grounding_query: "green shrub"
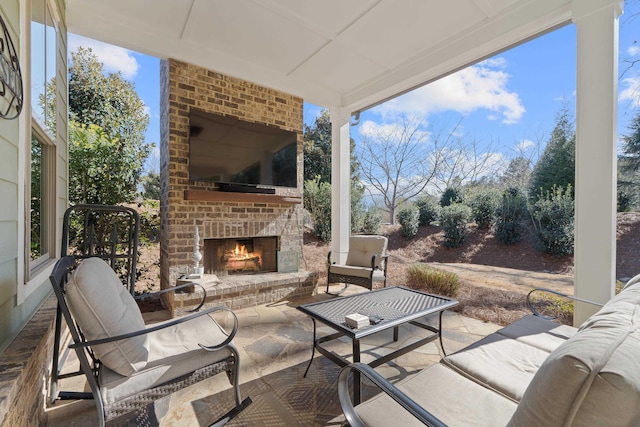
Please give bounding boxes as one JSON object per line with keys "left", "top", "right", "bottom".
{"left": 303, "top": 177, "right": 332, "bottom": 241}
{"left": 397, "top": 205, "right": 420, "bottom": 239}
{"left": 494, "top": 187, "right": 528, "bottom": 245}
{"left": 468, "top": 189, "right": 500, "bottom": 229}
{"left": 532, "top": 185, "right": 574, "bottom": 255}
{"left": 138, "top": 200, "right": 160, "bottom": 244}
{"left": 405, "top": 264, "right": 460, "bottom": 297}
{"left": 361, "top": 207, "right": 384, "bottom": 235}
{"left": 440, "top": 187, "right": 462, "bottom": 207}
{"left": 415, "top": 195, "right": 441, "bottom": 226}
{"left": 440, "top": 203, "right": 471, "bottom": 247}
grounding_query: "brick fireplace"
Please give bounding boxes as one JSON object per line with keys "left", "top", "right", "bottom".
{"left": 159, "top": 59, "right": 316, "bottom": 313}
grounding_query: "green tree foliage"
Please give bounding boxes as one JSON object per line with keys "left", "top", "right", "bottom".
{"left": 415, "top": 195, "right": 441, "bottom": 226}
{"left": 361, "top": 207, "right": 384, "bottom": 235}
{"left": 70, "top": 47, "right": 149, "bottom": 146}
{"left": 397, "top": 205, "right": 420, "bottom": 239}
{"left": 303, "top": 109, "right": 332, "bottom": 183}
{"left": 467, "top": 188, "right": 500, "bottom": 229}
{"left": 303, "top": 177, "right": 332, "bottom": 241}
{"left": 500, "top": 156, "right": 532, "bottom": 189}
{"left": 69, "top": 122, "right": 146, "bottom": 205}
{"left": 619, "top": 110, "right": 640, "bottom": 210}
{"left": 141, "top": 171, "right": 161, "bottom": 200}
{"left": 67, "top": 47, "right": 151, "bottom": 204}
{"left": 529, "top": 106, "right": 575, "bottom": 200}
{"left": 494, "top": 187, "right": 528, "bottom": 245}
{"left": 440, "top": 203, "right": 472, "bottom": 247}
{"left": 532, "top": 185, "right": 575, "bottom": 256}
{"left": 440, "top": 187, "right": 462, "bottom": 207}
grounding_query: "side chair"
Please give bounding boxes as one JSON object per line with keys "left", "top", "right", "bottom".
{"left": 50, "top": 256, "right": 251, "bottom": 426}
{"left": 327, "top": 235, "right": 389, "bottom": 295}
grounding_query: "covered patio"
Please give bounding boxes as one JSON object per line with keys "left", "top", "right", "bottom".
{"left": 66, "top": 0, "right": 622, "bottom": 322}
{"left": 0, "top": 0, "right": 626, "bottom": 425}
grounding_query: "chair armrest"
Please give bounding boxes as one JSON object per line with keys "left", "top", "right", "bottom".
{"left": 135, "top": 281, "right": 207, "bottom": 312}
{"left": 370, "top": 253, "right": 388, "bottom": 270}
{"left": 526, "top": 287, "right": 603, "bottom": 320}
{"left": 338, "top": 363, "right": 447, "bottom": 427}
{"left": 69, "top": 306, "right": 238, "bottom": 350}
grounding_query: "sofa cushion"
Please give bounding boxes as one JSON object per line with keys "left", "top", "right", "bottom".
{"left": 507, "top": 285, "right": 640, "bottom": 427}
{"left": 345, "top": 236, "right": 387, "bottom": 268}
{"left": 355, "top": 363, "right": 517, "bottom": 427}
{"left": 497, "top": 314, "right": 577, "bottom": 353}
{"left": 443, "top": 332, "right": 550, "bottom": 401}
{"left": 66, "top": 257, "right": 148, "bottom": 376}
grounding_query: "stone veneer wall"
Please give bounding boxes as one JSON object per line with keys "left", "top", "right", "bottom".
{"left": 0, "top": 295, "right": 57, "bottom": 426}
{"left": 159, "top": 59, "right": 304, "bottom": 294}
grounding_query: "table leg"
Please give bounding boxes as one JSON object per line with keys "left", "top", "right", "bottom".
{"left": 438, "top": 310, "right": 448, "bottom": 356}
{"left": 353, "top": 339, "right": 361, "bottom": 404}
{"left": 303, "top": 319, "right": 317, "bottom": 378}
{"left": 393, "top": 325, "right": 399, "bottom": 342}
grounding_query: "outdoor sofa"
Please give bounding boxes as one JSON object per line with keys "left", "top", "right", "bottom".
{"left": 338, "top": 276, "right": 640, "bottom": 426}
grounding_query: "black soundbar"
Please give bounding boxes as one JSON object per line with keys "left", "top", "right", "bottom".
{"left": 217, "top": 182, "right": 276, "bottom": 194}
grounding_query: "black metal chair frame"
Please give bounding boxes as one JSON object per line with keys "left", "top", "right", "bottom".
{"left": 49, "top": 204, "right": 251, "bottom": 426}
{"left": 326, "top": 250, "right": 389, "bottom": 295}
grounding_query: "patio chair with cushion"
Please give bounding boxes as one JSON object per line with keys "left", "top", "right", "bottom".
{"left": 327, "top": 235, "right": 389, "bottom": 295}
{"left": 50, "top": 256, "right": 251, "bottom": 426}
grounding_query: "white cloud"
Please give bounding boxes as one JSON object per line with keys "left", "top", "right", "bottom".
{"left": 516, "top": 139, "right": 535, "bottom": 152}
{"left": 627, "top": 46, "right": 640, "bottom": 57}
{"left": 620, "top": 76, "right": 640, "bottom": 108}
{"left": 69, "top": 34, "right": 139, "bottom": 79}
{"left": 358, "top": 120, "right": 431, "bottom": 143}
{"left": 372, "top": 57, "right": 525, "bottom": 124}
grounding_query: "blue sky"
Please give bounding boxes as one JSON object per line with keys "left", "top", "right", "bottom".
{"left": 68, "top": 2, "right": 640, "bottom": 177}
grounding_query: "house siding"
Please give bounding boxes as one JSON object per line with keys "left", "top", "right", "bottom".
{"left": 0, "top": 0, "right": 68, "bottom": 424}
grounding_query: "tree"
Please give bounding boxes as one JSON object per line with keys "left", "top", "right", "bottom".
{"left": 69, "top": 122, "right": 147, "bottom": 205}
{"left": 619, "top": 110, "right": 640, "bottom": 209}
{"left": 357, "top": 115, "right": 447, "bottom": 224}
{"left": 303, "top": 109, "right": 332, "bottom": 183}
{"left": 529, "top": 105, "right": 575, "bottom": 200}
{"left": 500, "top": 156, "right": 532, "bottom": 189}
{"left": 65, "top": 47, "right": 151, "bottom": 204}
{"left": 141, "top": 171, "right": 161, "bottom": 200}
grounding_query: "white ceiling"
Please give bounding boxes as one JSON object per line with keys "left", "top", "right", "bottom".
{"left": 66, "top": 0, "right": 573, "bottom": 113}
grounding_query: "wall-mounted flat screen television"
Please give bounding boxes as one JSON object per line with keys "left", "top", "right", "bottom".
{"left": 188, "top": 109, "right": 298, "bottom": 188}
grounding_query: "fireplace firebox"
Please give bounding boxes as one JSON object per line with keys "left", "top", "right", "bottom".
{"left": 204, "top": 237, "right": 278, "bottom": 275}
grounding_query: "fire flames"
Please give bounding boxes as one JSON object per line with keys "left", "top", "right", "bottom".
{"left": 224, "top": 243, "right": 261, "bottom": 271}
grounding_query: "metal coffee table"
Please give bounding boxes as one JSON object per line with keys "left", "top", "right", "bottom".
{"left": 297, "top": 286, "right": 458, "bottom": 404}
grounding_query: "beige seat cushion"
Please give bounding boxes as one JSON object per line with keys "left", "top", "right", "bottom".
{"left": 355, "top": 363, "right": 517, "bottom": 427}
{"left": 100, "top": 313, "right": 233, "bottom": 405}
{"left": 329, "top": 264, "right": 372, "bottom": 279}
{"left": 443, "top": 333, "right": 550, "bottom": 402}
{"left": 497, "top": 314, "right": 577, "bottom": 353}
{"left": 345, "top": 235, "right": 387, "bottom": 268}
{"left": 66, "top": 257, "right": 148, "bottom": 376}
{"left": 508, "top": 284, "right": 640, "bottom": 426}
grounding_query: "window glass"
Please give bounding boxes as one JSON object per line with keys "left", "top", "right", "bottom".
{"left": 30, "top": 134, "right": 49, "bottom": 262}
{"left": 31, "top": 0, "right": 56, "bottom": 136}
{"left": 29, "top": 0, "right": 57, "bottom": 272}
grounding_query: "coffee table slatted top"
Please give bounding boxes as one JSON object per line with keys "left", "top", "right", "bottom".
{"left": 298, "top": 286, "right": 458, "bottom": 339}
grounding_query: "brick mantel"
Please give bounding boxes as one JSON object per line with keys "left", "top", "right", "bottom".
{"left": 159, "top": 59, "right": 304, "bottom": 298}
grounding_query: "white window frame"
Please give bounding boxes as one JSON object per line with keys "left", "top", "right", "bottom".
{"left": 17, "top": 0, "right": 60, "bottom": 303}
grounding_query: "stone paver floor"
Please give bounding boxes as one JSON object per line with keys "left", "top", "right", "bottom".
{"left": 45, "top": 285, "right": 500, "bottom": 426}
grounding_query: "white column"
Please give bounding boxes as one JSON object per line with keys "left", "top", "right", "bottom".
{"left": 330, "top": 108, "right": 352, "bottom": 264}
{"left": 572, "top": 0, "right": 623, "bottom": 325}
